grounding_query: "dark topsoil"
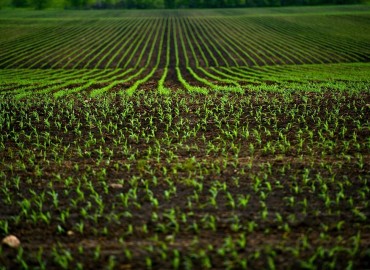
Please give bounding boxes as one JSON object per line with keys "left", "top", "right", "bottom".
{"left": 0, "top": 90, "right": 369, "bottom": 269}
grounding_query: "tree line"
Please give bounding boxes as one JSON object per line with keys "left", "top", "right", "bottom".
{"left": 1, "top": 0, "right": 366, "bottom": 10}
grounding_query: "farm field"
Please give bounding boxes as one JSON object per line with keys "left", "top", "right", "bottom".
{"left": 1, "top": 5, "right": 370, "bottom": 270}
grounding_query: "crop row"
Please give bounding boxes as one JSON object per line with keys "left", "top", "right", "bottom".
{"left": 1, "top": 9, "right": 369, "bottom": 95}
{"left": 1, "top": 10, "right": 369, "bottom": 97}
{"left": 0, "top": 62, "right": 369, "bottom": 98}
{"left": 1, "top": 14, "right": 369, "bottom": 70}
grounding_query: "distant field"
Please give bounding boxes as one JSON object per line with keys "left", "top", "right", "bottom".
{"left": 0, "top": 6, "right": 370, "bottom": 270}
{"left": 0, "top": 5, "right": 370, "bottom": 96}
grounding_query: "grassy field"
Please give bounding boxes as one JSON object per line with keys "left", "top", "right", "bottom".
{"left": 0, "top": 5, "right": 370, "bottom": 270}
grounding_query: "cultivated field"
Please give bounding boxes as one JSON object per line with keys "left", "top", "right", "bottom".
{"left": 1, "top": 6, "right": 370, "bottom": 96}
{"left": 0, "top": 5, "right": 370, "bottom": 270}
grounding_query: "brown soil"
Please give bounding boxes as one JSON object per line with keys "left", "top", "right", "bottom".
{"left": 0, "top": 91, "right": 369, "bottom": 269}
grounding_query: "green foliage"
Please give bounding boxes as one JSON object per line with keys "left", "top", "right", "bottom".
{"left": 164, "top": 0, "right": 175, "bottom": 8}
{"left": 1, "top": 0, "right": 367, "bottom": 8}
{"left": 64, "top": 0, "right": 94, "bottom": 8}
{"left": 0, "top": 0, "right": 11, "bottom": 8}
{"left": 30, "top": 0, "right": 50, "bottom": 9}
{"left": 11, "top": 0, "right": 28, "bottom": 7}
